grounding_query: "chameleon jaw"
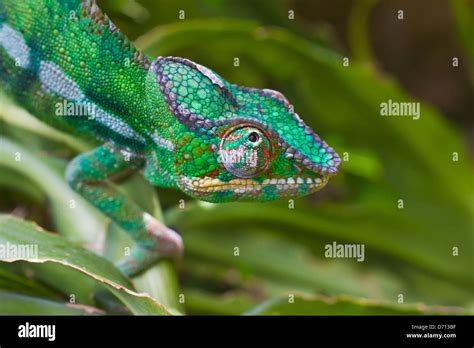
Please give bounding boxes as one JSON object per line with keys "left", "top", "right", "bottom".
{"left": 177, "top": 175, "right": 329, "bottom": 200}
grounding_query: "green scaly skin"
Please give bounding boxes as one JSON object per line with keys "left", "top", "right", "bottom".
{"left": 0, "top": 0, "right": 341, "bottom": 276}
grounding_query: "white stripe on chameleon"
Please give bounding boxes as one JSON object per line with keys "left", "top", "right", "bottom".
{"left": 39, "top": 61, "right": 85, "bottom": 101}
{"left": 0, "top": 23, "right": 31, "bottom": 68}
{"left": 151, "top": 131, "right": 174, "bottom": 151}
{"left": 91, "top": 107, "right": 145, "bottom": 142}
{"left": 38, "top": 61, "right": 145, "bottom": 143}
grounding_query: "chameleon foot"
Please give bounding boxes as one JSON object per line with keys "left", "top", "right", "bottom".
{"left": 116, "top": 214, "right": 183, "bottom": 277}
{"left": 142, "top": 213, "right": 183, "bottom": 257}
{"left": 116, "top": 246, "right": 162, "bottom": 277}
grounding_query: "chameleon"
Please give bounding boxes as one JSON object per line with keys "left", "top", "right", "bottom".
{"left": 0, "top": 0, "right": 341, "bottom": 276}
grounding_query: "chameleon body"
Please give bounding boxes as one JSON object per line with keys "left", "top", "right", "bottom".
{"left": 0, "top": 0, "right": 341, "bottom": 275}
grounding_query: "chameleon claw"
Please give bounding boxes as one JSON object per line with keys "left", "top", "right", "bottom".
{"left": 143, "top": 213, "right": 183, "bottom": 257}
{"left": 116, "top": 215, "right": 183, "bottom": 277}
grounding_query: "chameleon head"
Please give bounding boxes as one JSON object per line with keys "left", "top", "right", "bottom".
{"left": 150, "top": 56, "right": 341, "bottom": 202}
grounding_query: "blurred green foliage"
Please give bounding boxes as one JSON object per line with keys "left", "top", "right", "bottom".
{"left": 0, "top": 0, "right": 472, "bottom": 315}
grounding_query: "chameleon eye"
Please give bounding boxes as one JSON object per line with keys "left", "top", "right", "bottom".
{"left": 219, "top": 126, "right": 272, "bottom": 178}
{"left": 247, "top": 132, "right": 260, "bottom": 143}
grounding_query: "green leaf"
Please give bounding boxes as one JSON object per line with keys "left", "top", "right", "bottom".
{"left": 0, "top": 167, "right": 45, "bottom": 204}
{"left": 0, "top": 290, "right": 103, "bottom": 315}
{"left": 183, "top": 288, "right": 258, "bottom": 315}
{"left": 0, "top": 265, "right": 61, "bottom": 300}
{"left": 246, "top": 293, "right": 469, "bottom": 315}
{"left": 347, "top": 0, "right": 379, "bottom": 64}
{"left": 8, "top": 261, "right": 98, "bottom": 306}
{"left": 0, "top": 215, "right": 172, "bottom": 315}
{"left": 0, "top": 137, "right": 106, "bottom": 249}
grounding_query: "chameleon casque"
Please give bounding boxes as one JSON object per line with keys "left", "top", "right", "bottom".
{"left": 0, "top": 0, "right": 341, "bottom": 275}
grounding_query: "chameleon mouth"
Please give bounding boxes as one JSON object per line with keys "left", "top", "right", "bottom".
{"left": 178, "top": 175, "right": 328, "bottom": 196}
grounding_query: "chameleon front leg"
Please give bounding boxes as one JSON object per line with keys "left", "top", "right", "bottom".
{"left": 65, "top": 143, "right": 183, "bottom": 276}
